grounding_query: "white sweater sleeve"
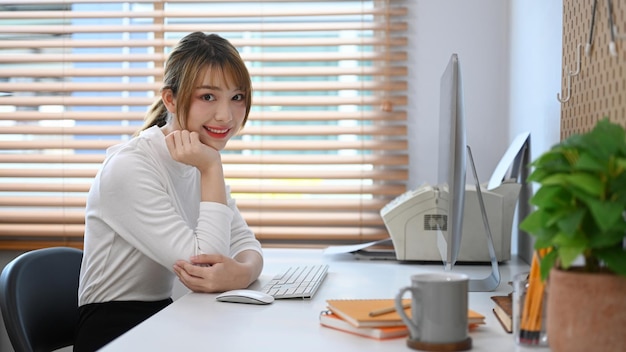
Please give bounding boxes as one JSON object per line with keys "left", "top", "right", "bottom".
{"left": 226, "top": 195, "right": 263, "bottom": 258}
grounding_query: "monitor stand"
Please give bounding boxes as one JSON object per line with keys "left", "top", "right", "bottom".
{"left": 466, "top": 145, "right": 501, "bottom": 292}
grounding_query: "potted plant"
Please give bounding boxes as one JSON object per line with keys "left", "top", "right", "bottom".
{"left": 519, "top": 118, "right": 626, "bottom": 352}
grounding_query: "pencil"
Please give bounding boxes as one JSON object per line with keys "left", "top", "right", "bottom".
{"left": 519, "top": 249, "right": 548, "bottom": 344}
{"left": 369, "top": 302, "right": 410, "bottom": 317}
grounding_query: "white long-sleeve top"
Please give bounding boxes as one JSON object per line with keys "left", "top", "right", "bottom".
{"left": 78, "top": 126, "right": 262, "bottom": 306}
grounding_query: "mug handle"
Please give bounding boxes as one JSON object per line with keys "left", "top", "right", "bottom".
{"left": 395, "top": 286, "right": 420, "bottom": 340}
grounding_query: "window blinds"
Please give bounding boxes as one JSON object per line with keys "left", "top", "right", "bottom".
{"left": 0, "top": 0, "right": 408, "bottom": 250}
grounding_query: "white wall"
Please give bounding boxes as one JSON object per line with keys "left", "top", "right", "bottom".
{"left": 408, "top": 0, "right": 511, "bottom": 188}
{"left": 508, "top": 1, "right": 563, "bottom": 157}
{"left": 508, "top": 0, "right": 563, "bottom": 258}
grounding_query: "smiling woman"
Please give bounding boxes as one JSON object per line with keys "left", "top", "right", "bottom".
{"left": 73, "top": 32, "right": 266, "bottom": 351}
{"left": 0, "top": 0, "right": 409, "bottom": 250}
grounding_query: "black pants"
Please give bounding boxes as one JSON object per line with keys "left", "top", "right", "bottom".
{"left": 74, "top": 298, "right": 173, "bottom": 352}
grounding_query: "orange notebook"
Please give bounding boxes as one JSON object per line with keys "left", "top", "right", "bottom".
{"left": 326, "top": 299, "right": 485, "bottom": 328}
{"left": 319, "top": 312, "right": 409, "bottom": 340}
{"left": 326, "top": 299, "right": 411, "bottom": 328}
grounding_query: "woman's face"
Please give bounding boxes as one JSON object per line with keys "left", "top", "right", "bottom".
{"left": 167, "top": 68, "right": 247, "bottom": 151}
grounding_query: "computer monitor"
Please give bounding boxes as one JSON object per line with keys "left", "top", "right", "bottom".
{"left": 437, "top": 53, "right": 466, "bottom": 270}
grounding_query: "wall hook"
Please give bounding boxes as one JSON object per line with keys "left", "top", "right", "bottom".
{"left": 607, "top": 0, "right": 618, "bottom": 56}
{"left": 557, "top": 66, "right": 572, "bottom": 103}
{"left": 569, "top": 44, "right": 583, "bottom": 76}
{"left": 610, "top": 0, "right": 626, "bottom": 40}
{"left": 612, "top": 24, "right": 626, "bottom": 39}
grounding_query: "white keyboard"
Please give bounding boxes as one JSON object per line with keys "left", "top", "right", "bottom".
{"left": 260, "top": 264, "right": 329, "bottom": 299}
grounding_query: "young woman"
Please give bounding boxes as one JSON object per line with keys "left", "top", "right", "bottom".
{"left": 75, "top": 32, "right": 263, "bottom": 351}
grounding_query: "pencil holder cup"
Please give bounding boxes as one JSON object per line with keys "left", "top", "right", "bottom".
{"left": 513, "top": 272, "right": 548, "bottom": 347}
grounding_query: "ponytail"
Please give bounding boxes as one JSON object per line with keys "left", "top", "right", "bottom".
{"left": 134, "top": 98, "right": 169, "bottom": 137}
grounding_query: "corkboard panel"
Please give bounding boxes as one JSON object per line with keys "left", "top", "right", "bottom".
{"left": 561, "top": 0, "right": 626, "bottom": 139}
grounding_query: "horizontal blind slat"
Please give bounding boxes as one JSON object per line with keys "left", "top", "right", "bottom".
{"left": 0, "top": 7, "right": 407, "bottom": 19}
{"left": 0, "top": 168, "right": 408, "bottom": 180}
{"left": 0, "top": 51, "right": 407, "bottom": 63}
{"left": 0, "top": 197, "right": 391, "bottom": 210}
{"left": 3, "top": 111, "right": 407, "bottom": 122}
{"left": 0, "top": 81, "right": 407, "bottom": 92}
{"left": 0, "top": 96, "right": 407, "bottom": 106}
{"left": 0, "top": 125, "right": 407, "bottom": 136}
{"left": 0, "top": 183, "right": 406, "bottom": 195}
{"left": 0, "top": 67, "right": 408, "bottom": 78}
{"left": 1, "top": 37, "right": 408, "bottom": 48}
{"left": 0, "top": 154, "right": 409, "bottom": 165}
{"left": 0, "top": 139, "right": 408, "bottom": 151}
{"left": 2, "top": 22, "right": 408, "bottom": 34}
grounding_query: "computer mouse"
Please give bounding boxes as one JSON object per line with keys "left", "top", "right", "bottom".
{"left": 215, "top": 289, "right": 275, "bottom": 305}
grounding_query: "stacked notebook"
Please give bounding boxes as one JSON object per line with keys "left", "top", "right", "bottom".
{"left": 319, "top": 298, "right": 485, "bottom": 340}
{"left": 491, "top": 293, "right": 513, "bottom": 333}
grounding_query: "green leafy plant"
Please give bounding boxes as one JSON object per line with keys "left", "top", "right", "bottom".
{"left": 519, "top": 118, "right": 626, "bottom": 280}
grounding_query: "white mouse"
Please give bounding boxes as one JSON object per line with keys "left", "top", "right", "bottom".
{"left": 215, "top": 289, "right": 275, "bottom": 305}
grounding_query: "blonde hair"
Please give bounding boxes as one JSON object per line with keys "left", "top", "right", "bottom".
{"left": 136, "top": 32, "right": 252, "bottom": 135}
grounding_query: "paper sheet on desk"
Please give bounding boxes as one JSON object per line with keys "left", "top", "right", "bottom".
{"left": 323, "top": 238, "right": 393, "bottom": 255}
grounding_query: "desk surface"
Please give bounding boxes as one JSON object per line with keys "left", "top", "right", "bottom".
{"left": 101, "top": 248, "right": 550, "bottom": 352}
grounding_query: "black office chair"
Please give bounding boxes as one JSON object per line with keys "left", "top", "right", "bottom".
{"left": 0, "top": 247, "right": 83, "bottom": 352}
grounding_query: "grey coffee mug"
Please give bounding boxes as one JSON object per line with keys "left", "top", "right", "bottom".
{"left": 395, "top": 272, "right": 469, "bottom": 344}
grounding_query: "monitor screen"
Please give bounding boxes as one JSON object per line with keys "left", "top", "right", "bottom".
{"left": 437, "top": 53, "right": 467, "bottom": 270}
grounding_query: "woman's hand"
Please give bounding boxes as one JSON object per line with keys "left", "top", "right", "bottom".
{"left": 165, "top": 129, "right": 227, "bottom": 204}
{"left": 165, "top": 129, "right": 221, "bottom": 171}
{"left": 173, "top": 251, "right": 263, "bottom": 293}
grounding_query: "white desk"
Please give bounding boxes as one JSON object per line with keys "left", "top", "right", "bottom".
{"left": 101, "top": 248, "right": 550, "bottom": 351}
